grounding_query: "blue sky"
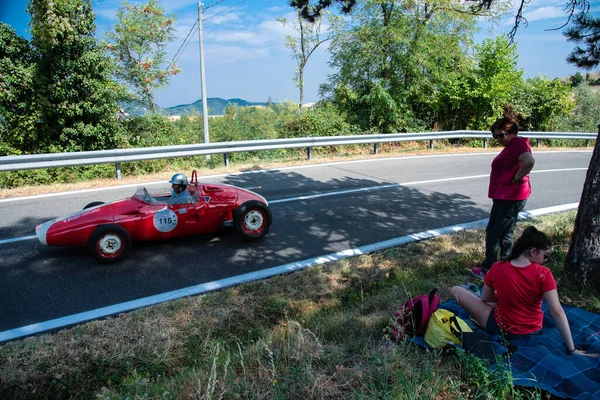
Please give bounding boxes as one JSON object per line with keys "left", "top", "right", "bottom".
{"left": 1, "top": 0, "right": 598, "bottom": 108}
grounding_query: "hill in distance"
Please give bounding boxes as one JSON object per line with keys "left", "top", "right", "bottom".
{"left": 120, "top": 97, "right": 269, "bottom": 117}
{"left": 166, "top": 98, "right": 268, "bottom": 116}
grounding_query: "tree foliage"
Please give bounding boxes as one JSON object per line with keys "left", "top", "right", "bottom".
{"left": 278, "top": 10, "right": 333, "bottom": 112}
{"left": 569, "top": 72, "right": 585, "bottom": 87}
{"left": 28, "top": 0, "right": 123, "bottom": 152}
{"left": 510, "top": 76, "right": 573, "bottom": 131}
{"left": 295, "top": 0, "right": 598, "bottom": 68}
{"left": 560, "top": 82, "right": 600, "bottom": 132}
{"left": 461, "top": 35, "right": 522, "bottom": 130}
{"left": 0, "top": 24, "right": 38, "bottom": 155}
{"left": 564, "top": 12, "right": 600, "bottom": 69}
{"left": 321, "top": 0, "right": 478, "bottom": 132}
{"left": 105, "top": 0, "right": 179, "bottom": 112}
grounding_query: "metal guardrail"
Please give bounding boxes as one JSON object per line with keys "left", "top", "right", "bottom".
{"left": 0, "top": 130, "right": 596, "bottom": 179}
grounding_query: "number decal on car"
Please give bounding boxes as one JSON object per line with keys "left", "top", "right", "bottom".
{"left": 153, "top": 209, "right": 178, "bottom": 232}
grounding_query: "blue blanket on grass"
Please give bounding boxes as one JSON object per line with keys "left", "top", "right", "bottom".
{"left": 412, "top": 300, "right": 600, "bottom": 399}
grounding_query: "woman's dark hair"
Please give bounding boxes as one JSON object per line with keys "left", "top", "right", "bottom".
{"left": 505, "top": 226, "right": 551, "bottom": 261}
{"left": 490, "top": 117, "right": 519, "bottom": 135}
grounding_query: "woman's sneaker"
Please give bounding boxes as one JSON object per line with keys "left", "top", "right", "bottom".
{"left": 461, "top": 282, "right": 481, "bottom": 298}
{"left": 471, "top": 267, "right": 485, "bottom": 280}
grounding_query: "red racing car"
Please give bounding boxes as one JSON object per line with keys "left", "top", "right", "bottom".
{"left": 35, "top": 171, "right": 272, "bottom": 263}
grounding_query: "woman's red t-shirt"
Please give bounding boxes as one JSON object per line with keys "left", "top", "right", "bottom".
{"left": 488, "top": 136, "right": 532, "bottom": 200}
{"left": 484, "top": 260, "right": 557, "bottom": 334}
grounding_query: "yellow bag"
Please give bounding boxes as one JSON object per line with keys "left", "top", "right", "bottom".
{"left": 424, "top": 309, "right": 472, "bottom": 348}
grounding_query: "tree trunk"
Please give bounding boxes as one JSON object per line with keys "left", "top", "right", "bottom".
{"left": 299, "top": 67, "right": 304, "bottom": 114}
{"left": 564, "top": 125, "right": 600, "bottom": 288}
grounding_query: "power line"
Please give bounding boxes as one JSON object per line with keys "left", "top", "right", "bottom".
{"left": 203, "top": 0, "right": 248, "bottom": 22}
{"left": 177, "top": 21, "right": 201, "bottom": 62}
{"left": 169, "top": 18, "right": 199, "bottom": 67}
{"left": 203, "top": 0, "right": 227, "bottom": 13}
{"left": 169, "top": 0, "right": 250, "bottom": 67}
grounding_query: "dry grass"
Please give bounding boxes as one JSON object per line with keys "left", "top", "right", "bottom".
{"left": 1, "top": 211, "right": 593, "bottom": 399}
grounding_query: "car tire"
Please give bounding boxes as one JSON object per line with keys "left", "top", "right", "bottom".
{"left": 83, "top": 201, "right": 104, "bottom": 209}
{"left": 88, "top": 224, "right": 131, "bottom": 263}
{"left": 233, "top": 201, "right": 272, "bottom": 241}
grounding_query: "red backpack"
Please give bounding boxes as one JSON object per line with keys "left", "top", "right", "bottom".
{"left": 391, "top": 289, "right": 440, "bottom": 342}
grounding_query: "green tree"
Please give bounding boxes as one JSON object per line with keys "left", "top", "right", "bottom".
{"left": 467, "top": 36, "right": 522, "bottom": 129}
{"left": 210, "top": 105, "right": 278, "bottom": 142}
{"left": 28, "top": 0, "right": 123, "bottom": 152}
{"left": 105, "top": 0, "right": 179, "bottom": 112}
{"left": 510, "top": 76, "right": 573, "bottom": 131}
{"left": 564, "top": 12, "right": 600, "bottom": 69}
{"left": 569, "top": 72, "right": 585, "bottom": 87}
{"left": 294, "top": 0, "right": 600, "bottom": 69}
{"left": 278, "top": 10, "right": 333, "bottom": 113}
{"left": 0, "top": 24, "right": 38, "bottom": 155}
{"left": 562, "top": 82, "right": 600, "bottom": 132}
{"left": 322, "top": 0, "right": 477, "bottom": 132}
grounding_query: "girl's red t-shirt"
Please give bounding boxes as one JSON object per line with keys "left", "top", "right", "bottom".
{"left": 488, "top": 136, "right": 532, "bottom": 200}
{"left": 484, "top": 260, "right": 557, "bottom": 334}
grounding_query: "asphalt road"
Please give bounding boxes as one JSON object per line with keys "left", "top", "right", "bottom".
{"left": 0, "top": 151, "right": 592, "bottom": 332}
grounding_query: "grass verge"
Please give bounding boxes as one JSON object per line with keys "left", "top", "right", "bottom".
{"left": 0, "top": 211, "right": 598, "bottom": 399}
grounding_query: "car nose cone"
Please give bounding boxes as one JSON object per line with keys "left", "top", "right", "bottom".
{"left": 35, "top": 221, "right": 53, "bottom": 245}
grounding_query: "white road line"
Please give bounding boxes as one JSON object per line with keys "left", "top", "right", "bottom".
{"left": 0, "top": 202, "right": 579, "bottom": 343}
{"left": 269, "top": 175, "right": 490, "bottom": 204}
{"left": 0, "top": 168, "right": 588, "bottom": 243}
{"left": 0, "top": 235, "right": 37, "bottom": 245}
{"left": 0, "top": 151, "right": 590, "bottom": 203}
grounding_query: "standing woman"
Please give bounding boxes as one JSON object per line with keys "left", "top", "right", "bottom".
{"left": 452, "top": 227, "right": 590, "bottom": 356}
{"left": 472, "top": 117, "right": 535, "bottom": 278}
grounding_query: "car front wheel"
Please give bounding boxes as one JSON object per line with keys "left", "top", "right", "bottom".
{"left": 88, "top": 224, "right": 131, "bottom": 263}
{"left": 234, "top": 201, "right": 272, "bottom": 241}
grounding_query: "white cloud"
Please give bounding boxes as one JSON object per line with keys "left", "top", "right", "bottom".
{"left": 523, "top": 6, "right": 566, "bottom": 22}
{"left": 205, "top": 12, "right": 241, "bottom": 25}
{"left": 202, "top": 6, "right": 244, "bottom": 25}
{"left": 501, "top": 5, "right": 566, "bottom": 26}
{"left": 266, "top": 6, "right": 288, "bottom": 13}
{"left": 259, "top": 18, "right": 296, "bottom": 38}
{"left": 520, "top": 0, "right": 564, "bottom": 8}
{"left": 94, "top": 7, "right": 116, "bottom": 20}
{"left": 212, "top": 30, "right": 265, "bottom": 45}
{"left": 205, "top": 45, "right": 269, "bottom": 64}
{"left": 515, "top": 33, "right": 566, "bottom": 42}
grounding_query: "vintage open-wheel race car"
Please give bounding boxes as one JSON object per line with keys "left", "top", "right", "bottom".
{"left": 35, "top": 170, "right": 273, "bottom": 263}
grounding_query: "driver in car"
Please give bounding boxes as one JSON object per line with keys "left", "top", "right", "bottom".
{"left": 169, "top": 173, "right": 195, "bottom": 204}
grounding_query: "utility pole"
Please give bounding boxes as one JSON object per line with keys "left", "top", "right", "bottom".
{"left": 198, "top": 2, "right": 210, "bottom": 150}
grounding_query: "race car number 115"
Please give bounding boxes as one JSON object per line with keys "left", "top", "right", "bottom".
{"left": 153, "top": 209, "right": 178, "bottom": 232}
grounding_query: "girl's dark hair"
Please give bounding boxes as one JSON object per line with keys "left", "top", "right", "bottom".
{"left": 505, "top": 226, "right": 551, "bottom": 261}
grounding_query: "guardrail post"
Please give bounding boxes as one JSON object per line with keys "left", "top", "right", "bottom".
{"left": 224, "top": 153, "right": 230, "bottom": 167}
{"left": 586, "top": 139, "right": 590, "bottom": 148}
{"left": 537, "top": 139, "right": 541, "bottom": 147}
{"left": 483, "top": 138, "right": 487, "bottom": 148}
{"left": 115, "top": 162, "right": 122, "bottom": 180}
{"left": 374, "top": 143, "right": 379, "bottom": 155}
{"left": 429, "top": 140, "right": 434, "bottom": 150}
{"left": 306, "top": 147, "right": 312, "bottom": 160}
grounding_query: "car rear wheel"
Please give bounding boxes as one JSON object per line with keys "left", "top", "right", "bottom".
{"left": 83, "top": 201, "right": 104, "bottom": 209}
{"left": 234, "top": 201, "right": 272, "bottom": 241}
{"left": 88, "top": 224, "right": 131, "bottom": 263}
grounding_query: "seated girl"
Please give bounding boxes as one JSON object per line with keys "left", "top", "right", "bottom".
{"left": 451, "top": 226, "right": 593, "bottom": 357}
